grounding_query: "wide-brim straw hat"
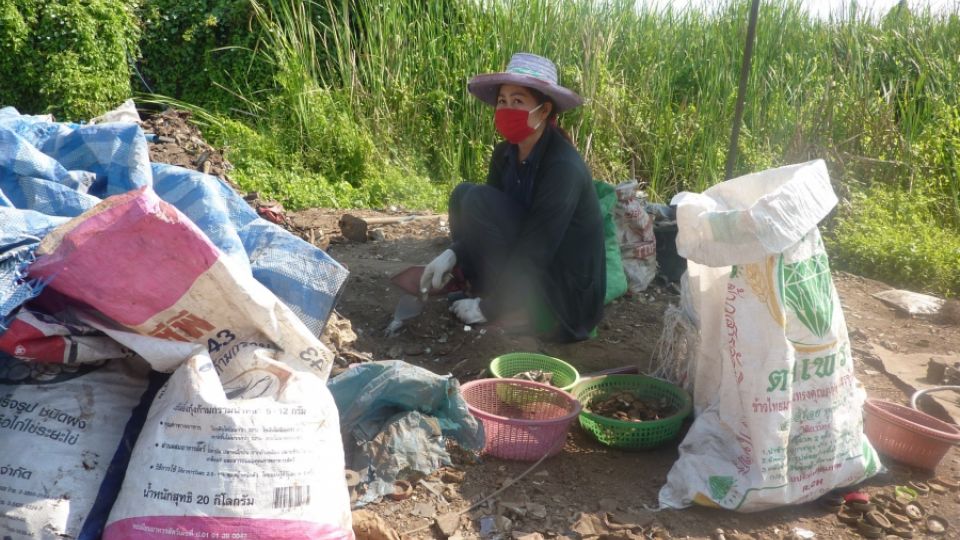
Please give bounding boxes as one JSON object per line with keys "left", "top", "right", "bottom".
{"left": 468, "top": 53, "right": 583, "bottom": 113}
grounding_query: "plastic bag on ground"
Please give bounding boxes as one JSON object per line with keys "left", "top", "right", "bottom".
{"left": 614, "top": 181, "right": 657, "bottom": 293}
{"left": 328, "top": 361, "right": 484, "bottom": 505}
{"left": 594, "top": 181, "right": 628, "bottom": 303}
{"left": 659, "top": 160, "right": 881, "bottom": 512}
{"left": 88, "top": 99, "right": 140, "bottom": 125}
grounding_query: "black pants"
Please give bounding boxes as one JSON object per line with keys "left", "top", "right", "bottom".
{"left": 448, "top": 183, "right": 525, "bottom": 302}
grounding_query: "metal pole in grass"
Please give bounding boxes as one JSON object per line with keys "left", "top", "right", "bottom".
{"left": 724, "top": 0, "right": 761, "bottom": 181}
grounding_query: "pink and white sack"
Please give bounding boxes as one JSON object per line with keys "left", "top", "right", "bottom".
{"left": 27, "top": 187, "right": 335, "bottom": 379}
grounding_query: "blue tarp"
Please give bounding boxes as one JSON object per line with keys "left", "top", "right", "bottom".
{"left": 0, "top": 106, "right": 348, "bottom": 335}
{"left": 328, "top": 361, "right": 484, "bottom": 505}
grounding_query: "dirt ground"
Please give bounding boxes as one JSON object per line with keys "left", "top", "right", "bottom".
{"left": 292, "top": 209, "right": 960, "bottom": 540}
{"left": 144, "top": 111, "right": 960, "bottom": 540}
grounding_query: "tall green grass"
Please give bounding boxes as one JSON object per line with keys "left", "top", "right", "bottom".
{"left": 282, "top": 0, "right": 959, "bottom": 199}
{"left": 166, "top": 0, "right": 959, "bottom": 293}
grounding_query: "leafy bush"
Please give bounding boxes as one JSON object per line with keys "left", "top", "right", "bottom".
{"left": 200, "top": 113, "right": 445, "bottom": 211}
{"left": 260, "top": 90, "right": 375, "bottom": 188}
{"left": 0, "top": 0, "right": 140, "bottom": 120}
{"left": 829, "top": 185, "right": 960, "bottom": 296}
{"left": 136, "top": 0, "right": 274, "bottom": 108}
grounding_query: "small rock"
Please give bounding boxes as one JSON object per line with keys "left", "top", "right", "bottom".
{"left": 647, "top": 526, "right": 672, "bottom": 539}
{"left": 369, "top": 229, "right": 386, "bottom": 241}
{"left": 468, "top": 509, "right": 488, "bottom": 521}
{"left": 608, "top": 509, "right": 655, "bottom": 528}
{"left": 387, "top": 344, "right": 404, "bottom": 359}
{"left": 511, "top": 533, "right": 545, "bottom": 540}
{"left": 412, "top": 501, "right": 435, "bottom": 518}
{"left": 598, "top": 497, "right": 620, "bottom": 513}
{"left": 533, "top": 470, "right": 550, "bottom": 477}
{"left": 352, "top": 509, "right": 400, "bottom": 540}
{"left": 526, "top": 502, "right": 547, "bottom": 520}
{"left": 441, "top": 469, "right": 465, "bottom": 484}
{"left": 571, "top": 513, "right": 607, "bottom": 537}
{"left": 435, "top": 512, "right": 461, "bottom": 537}
{"left": 479, "top": 514, "right": 514, "bottom": 537}
{"left": 500, "top": 501, "right": 526, "bottom": 518}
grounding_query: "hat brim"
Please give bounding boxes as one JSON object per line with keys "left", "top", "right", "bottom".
{"left": 467, "top": 73, "right": 583, "bottom": 113}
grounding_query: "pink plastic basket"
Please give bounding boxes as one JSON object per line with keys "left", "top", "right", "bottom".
{"left": 461, "top": 378, "right": 581, "bottom": 461}
{"left": 863, "top": 399, "right": 960, "bottom": 470}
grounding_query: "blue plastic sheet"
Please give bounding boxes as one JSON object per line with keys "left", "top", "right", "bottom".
{"left": 0, "top": 107, "right": 347, "bottom": 336}
{"left": 328, "top": 361, "right": 484, "bottom": 505}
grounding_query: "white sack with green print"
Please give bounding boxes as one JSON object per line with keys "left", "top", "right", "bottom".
{"left": 659, "top": 160, "right": 881, "bottom": 512}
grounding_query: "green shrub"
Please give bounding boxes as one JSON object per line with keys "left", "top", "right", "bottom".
{"left": 262, "top": 90, "right": 375, "bottom": 188}
{"left": 227, "top": 152, "right": 446, "bottom": 211}
{"left": 829, "top": 185, "right": 960, "bottom": 296}
{"left": 136, "top": 0, "right": 274, "bottom": 109}
{"left": 198, "top": 111, "right": 445, "bottom": 211}
{"left": 0, "top": 0, "right": 140, "bottom": 120}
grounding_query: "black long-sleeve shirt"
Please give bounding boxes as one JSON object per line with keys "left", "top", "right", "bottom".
{"left": 479, "top": 126, "right": 606, "bottom": 341}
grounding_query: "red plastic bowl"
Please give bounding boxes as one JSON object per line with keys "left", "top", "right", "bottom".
{"left": 863, "top": 399, "right": 960, "bottom": 470}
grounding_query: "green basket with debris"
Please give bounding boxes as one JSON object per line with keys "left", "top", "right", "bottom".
{"left": 489, "top": 352, "right": 580, "bottom": 392}
{"left": 571, "top": 374, "right": 692, "bottom": 450}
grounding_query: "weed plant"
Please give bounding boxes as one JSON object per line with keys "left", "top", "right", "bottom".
{"left": 141, "top": 0, "right": 959, "bottom": 293}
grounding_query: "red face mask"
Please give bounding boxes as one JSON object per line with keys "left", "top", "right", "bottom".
{"left": 494, "top": 104, "right": 543, "bottom": 144}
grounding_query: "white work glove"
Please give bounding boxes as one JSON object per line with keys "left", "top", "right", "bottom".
{"left": 420, "top": 248, "right": 457, "bottom": 294}
{"left": 450, "top": 298, "right": 487, "bottom": 324}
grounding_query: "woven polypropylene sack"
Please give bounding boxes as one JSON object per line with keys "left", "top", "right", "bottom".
{"left": 660, "top": 160, "right": 881, "bottom": 512}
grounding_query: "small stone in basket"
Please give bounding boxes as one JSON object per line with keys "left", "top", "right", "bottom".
{"left": 587, "top": 392, "right": 677, "bottom": 422}
{"left": 513, "top": 369, "right": 554, "bottom": 386}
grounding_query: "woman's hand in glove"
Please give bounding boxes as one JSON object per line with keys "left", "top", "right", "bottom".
{"left": 450, "top": 298, "right": 487, "bottom": 324}
{"left": 419, "top": 249, "right": 457, "bottom": 294}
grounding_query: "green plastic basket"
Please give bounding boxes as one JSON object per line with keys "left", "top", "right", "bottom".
{"left": 571, "top": 374, "right": 692, "bottom": 450}
{"left": 489, "top": 353, "right": 580, "bottom": 392}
